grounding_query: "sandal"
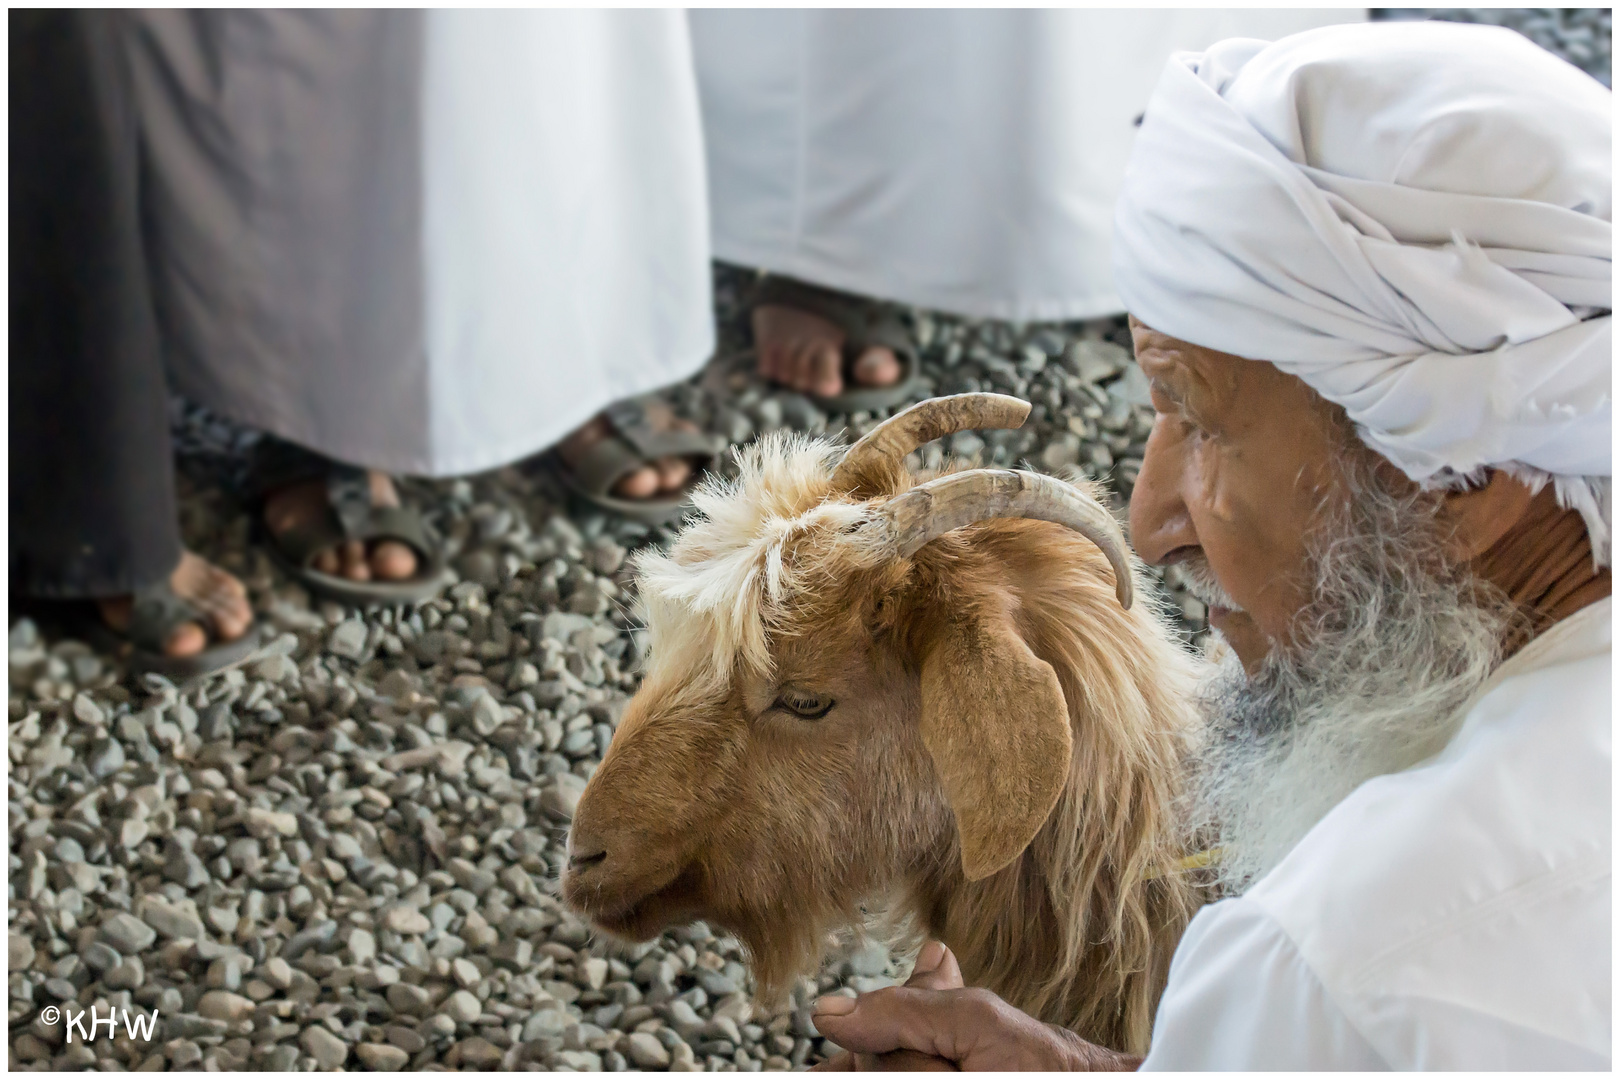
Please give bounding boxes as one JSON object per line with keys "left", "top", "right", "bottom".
{"left": 546, "top": 398, "right": 722, "bottom": 527}
{"left": 84, "top": 579, "right": 264, "bottom": 680}
{"left": 748, "top": 275, "right": 924, "bottom": 413}
{"left": 250, "top": 439, "right": 448, "bottom": 606}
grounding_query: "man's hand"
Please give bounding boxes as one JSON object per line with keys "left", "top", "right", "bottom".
{"left": 809, "top": 942, "right": 1142, "bottom": 1071}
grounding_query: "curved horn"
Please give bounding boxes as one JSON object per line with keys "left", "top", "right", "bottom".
{"left": 881, "top": 469, "right": 1134, "bottom": 609}
{"left": 831, "top": 393, "right": 1031, "bottom": 493}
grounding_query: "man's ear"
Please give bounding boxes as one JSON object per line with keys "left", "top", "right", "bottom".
{"left": 919, "top": 603, "right": 1072, "bottom": 882}
{"left": 1437, "top": 470, "right": 1537, "bottom": 561}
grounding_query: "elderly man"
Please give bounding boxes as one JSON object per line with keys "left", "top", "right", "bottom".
{"left": 811, "top": 21, "right": 1610, "bottom": 1071}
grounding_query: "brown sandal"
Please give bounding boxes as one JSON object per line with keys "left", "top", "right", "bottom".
{"left": 546, "top": 398, "right": 722, "bottom": 527}
{"left": 749, "top": 275, "right": 923, "bottom": 413}
{"left": 250, "top": 440, "right": 448, "bottom": 606}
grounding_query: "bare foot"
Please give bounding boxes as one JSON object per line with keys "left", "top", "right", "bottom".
{"left": 263, "top": 471, "right": 418, "bottom": 582}
{"left": 97, "top": 551, "right": 253, "bottom": 658}
{"left": 556, "top": 403, "right": 701, "bottom": 501}
{"left": 753, "top": 303, "right": 902, "bottom": 398}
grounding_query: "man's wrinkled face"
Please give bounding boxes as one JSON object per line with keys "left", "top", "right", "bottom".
{"left": 1126, "top": 318, "right": 1363, "bottom": 670}
{"left": 1127, "top": 319, "right": 1528, "bottom": 891}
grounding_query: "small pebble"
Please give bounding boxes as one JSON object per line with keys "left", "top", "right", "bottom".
{"left": 327, "top": 618, "right": 368, "bottom": 659}
{"left": 382, "top": 906, "right": 432, "bottom": 935}
{"left": 301, "top": 1024, "right": 349, "bottom": 1070}
{"left": 628, "top": 1032, "right": 673, "bottom": 1069}
{"left": 196, "top": 990, "right": 256, "bottom": 1023}
{"left": 443, "top": 989, "right": 482, "bottom": 1024}
{"left": 357, "top": 1042, "right": 410, "bottom": 1070}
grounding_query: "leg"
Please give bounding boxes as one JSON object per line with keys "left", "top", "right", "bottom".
{"left": 9, "top": 10, "right": 250, "bottom": 654}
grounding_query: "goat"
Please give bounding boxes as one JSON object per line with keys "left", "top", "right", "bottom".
{"left": 562, "top": 394, "right": 1208, "bottom": 1054}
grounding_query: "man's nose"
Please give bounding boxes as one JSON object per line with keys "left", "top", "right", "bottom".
{"left": 1129, "top": 443, "right": 1199, "bottom": 566}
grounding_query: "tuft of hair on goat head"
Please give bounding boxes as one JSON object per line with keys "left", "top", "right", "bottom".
{"left": 562, "top": 393, "right": 1209, "bottom": 1054}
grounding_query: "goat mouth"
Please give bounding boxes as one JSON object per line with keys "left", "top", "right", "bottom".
{"left": 563, "top": 860, "right": 709, "bottom": 941}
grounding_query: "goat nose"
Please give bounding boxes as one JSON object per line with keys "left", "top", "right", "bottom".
{"left": 569, "top": 848, "right": 607, "bottom": 871}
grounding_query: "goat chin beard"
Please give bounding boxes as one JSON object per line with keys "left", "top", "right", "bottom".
{"left": 1187, "top": 464, "right": 1516, "bottom": 896}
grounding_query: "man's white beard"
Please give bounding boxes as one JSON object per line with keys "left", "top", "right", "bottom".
{"left": 1186, "top": 469, "right": 1516, "bottom": 895}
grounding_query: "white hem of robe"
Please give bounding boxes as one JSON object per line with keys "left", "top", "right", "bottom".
{"left": 693, "top": 9, "right": 1366, "bottom": 323}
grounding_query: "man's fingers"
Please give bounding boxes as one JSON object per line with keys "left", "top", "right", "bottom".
{"left": 816, "top": 995, "right": 857, "bottom": 1018}
{"left": 905, "top": 941, "right": 964, "bottom": 991}
{"left": 813, "top": 987, "right": 985, "bottom": 1060}
{"left": 815, "top": 985, "right": 1123, "bottom": 1072}
{"left": 908, "top": 941, "right": 946, "bottom": 981}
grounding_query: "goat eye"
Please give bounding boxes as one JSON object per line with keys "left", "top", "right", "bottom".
{"left": 776, "top": 691, "right": 835, "bottom": 720}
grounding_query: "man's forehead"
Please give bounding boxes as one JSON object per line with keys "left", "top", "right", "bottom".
{"left": 1130, "top": 325, "right": 1243, "bottom": 405}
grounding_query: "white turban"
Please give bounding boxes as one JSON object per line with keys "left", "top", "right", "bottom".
{"left": 1113, "top": 21, "right": 1612, "bottom": 564}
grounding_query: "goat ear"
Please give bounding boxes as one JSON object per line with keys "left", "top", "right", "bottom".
{"left": 919, "top": 609, "right": 1072, "bottom": 882}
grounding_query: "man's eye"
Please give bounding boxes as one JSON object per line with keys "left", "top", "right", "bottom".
{"left": 1177, "top": 414, "right": 1210, "bottom": 442}
{"left": 776, "top": 692, "right": 835, "bottom": 720}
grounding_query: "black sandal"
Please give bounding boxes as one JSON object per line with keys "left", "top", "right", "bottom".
{"left": 85, "top": 579, "right": 264, "bottom": 680}
{"left": 747, "top": 275, "right": 923, "bottom": 413}
{"left": 250, "top": 440, "right": 448, "bottom": 607}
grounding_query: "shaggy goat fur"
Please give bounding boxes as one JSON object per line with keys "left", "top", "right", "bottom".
{"left": 583, "top": 432, "right": 1208, "bottom": 1053}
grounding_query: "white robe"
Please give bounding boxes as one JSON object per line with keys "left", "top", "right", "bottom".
{"left": 126, "top": 10, "right": 714, "bottom": 478}
{"left": 1142, "top": 598, "right": 1612, "bottom": 1069}
{"left": 690, "top": 9, "right": 1365, "bottom": 322}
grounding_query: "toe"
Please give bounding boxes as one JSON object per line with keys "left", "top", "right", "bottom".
{"left": 168, "top": 552, "right": 253, "bottom": 643}
{"left": 340, "top": 540, "right": 371, "bottom": 582}
{"left": 788, "top": 342, "right": 821, "bottom": 394}
{"left": 314, "top": 548, "right": 341, "bottom": 575}
{"left": 199, "top": 559, "right": 249, "bottom": 599}
{"left": 370, "top": 540, "right": 418, "bottom": 581}
{"left": 852, "top": 346, "right": 901, "bottom": 388}
{"left": 809, "top": 344, "right": 844, "bottom": 398}
{"left": 215, "top": 585, "right": 255, "bottom": 640}
{"left": 612, "top": 466, "right": 661, "bottom": 501}
{"left": 189, "top": 576, "right": 252, "bottom": 642}
{"left": 162, "top": 621, "right": 208, "bottom": 658}
{"left": 656, "top": 457, "right": 693, "bottom": 493}
{"left": 205, "top": 595, "right": 253, "bottom": 642}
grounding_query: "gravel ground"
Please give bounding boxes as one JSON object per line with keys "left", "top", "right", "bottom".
{"left": 8, "top": 15, "right": 1606, "bottom": 1071}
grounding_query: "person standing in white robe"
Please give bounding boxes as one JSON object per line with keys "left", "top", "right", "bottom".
{"left": 689, "top": 8, "right": 1364, "bottom": 400}
{"left": 123, "top": 10, "right": 717, "bottom": 588}
{"left": 807, "top": 21, "right": 1611, "bottom": 1070}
